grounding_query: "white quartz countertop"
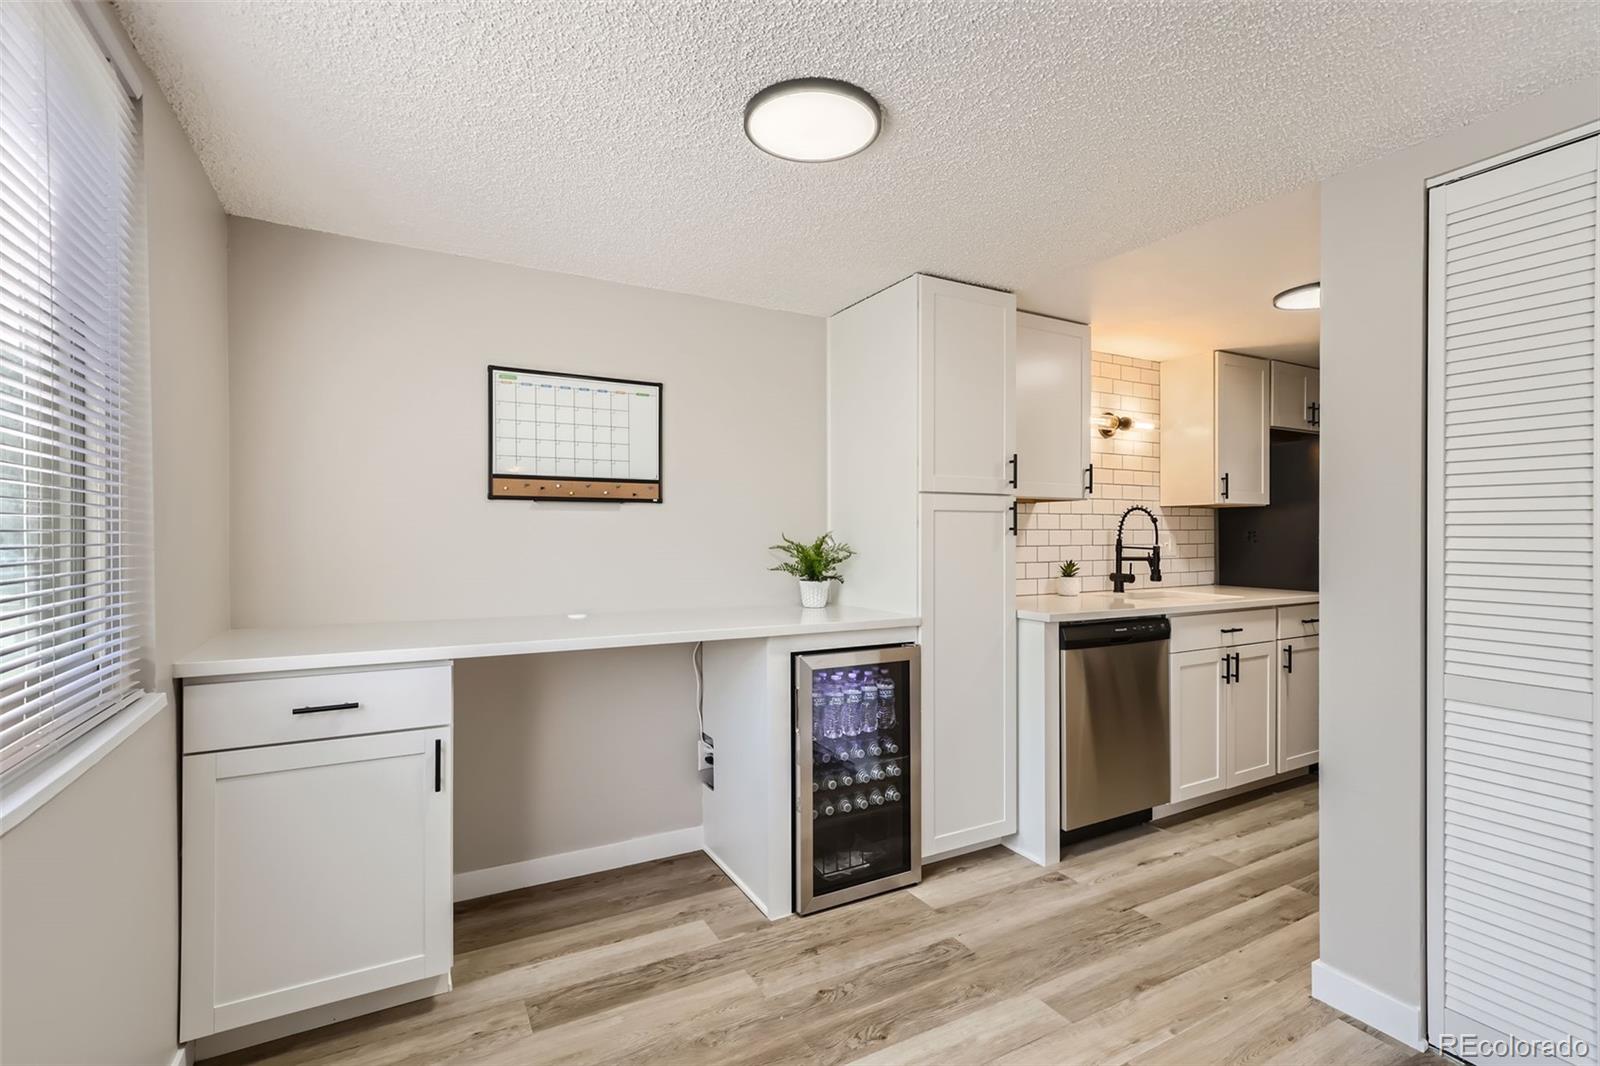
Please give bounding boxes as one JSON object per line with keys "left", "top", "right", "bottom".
{"left": 1016, "top": 585, "right": 1318, "bottom": 624}
{"left": 174, "top": 604, "right": 921, "bottom": 679}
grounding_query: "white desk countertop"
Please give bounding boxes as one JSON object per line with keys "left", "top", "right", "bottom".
{"left": 1016, "top": 584, "right": 1318, "bottom": 624}
{"left": 174, "top": 604, "right": 921, "bottom": 679}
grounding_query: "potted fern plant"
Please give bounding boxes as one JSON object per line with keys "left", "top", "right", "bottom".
{"left": 1055, "top": 559, "right": 1082, "bottom": 597}
{"left": 770, "top": 533, "right": 857, "bottom": 608}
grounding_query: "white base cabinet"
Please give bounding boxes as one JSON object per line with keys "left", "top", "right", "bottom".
{"left": 1170, "top": 604, "right": 1316, "bottom": 805}
{"left": 920, "top": 492, "right": 1017, "bottom": 856}
{"left": 180, "top": 669, "right": 454, "bottom": 1042}
{"left": 1225, "top": 642, "right": 1277, "bottom": 789}
{"left": 1277, "top": 635, "right": 1320, "bottom": 771}
{"left": 1170, "top": 648, "right": 1227, "bottom": 802}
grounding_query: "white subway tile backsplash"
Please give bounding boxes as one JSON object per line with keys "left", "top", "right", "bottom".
{"left": 1018, "top": 352, "right": 1217, "bottom": 596}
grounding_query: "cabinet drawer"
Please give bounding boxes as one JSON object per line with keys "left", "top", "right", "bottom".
{"left": 1276, "top": 605, "right": 1320, "bottom": 641}
{"left": 182, "top": 664, "right": 453, "bottom": 754}
{"left": 1169, "top": 609, "right": 1277, "bottom": 653}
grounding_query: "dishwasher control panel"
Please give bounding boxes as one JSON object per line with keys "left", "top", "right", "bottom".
{"left": 1060, "top": 616, "right": 1171, "bottom": 649}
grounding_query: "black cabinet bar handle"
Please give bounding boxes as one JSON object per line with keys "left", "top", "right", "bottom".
{"left": 1302, "top": 617, "right": 1319, "bottom": 625}
{"left": 1009, "top": 501, "right": 1018, "bottom": 536}
{"left": 435, "top": 738, "right": 443, "bottom": 793}
{"left": 1284, "top": 644, "right": 1294, "bottom": 672}
{"left": 1220, "top": 627, "right": 1244, "bottom": 634}
{"left": 1221, "top": 656, "right": 1231, "bottom": 685}
{"left": 1232, "top": 652, "right": 1241, "bottom": 683}
{"left": 1221, "top": 472, "right": 1230, "bottom": 500}
{"left": 291, "top": 701, "right": 359, "bottom": 715}
{"left": 1009, "top": 453, "right": 1018, "bottom": 489}
{"left": 1085, "top": 464, "right": 1094, "bottom": 495}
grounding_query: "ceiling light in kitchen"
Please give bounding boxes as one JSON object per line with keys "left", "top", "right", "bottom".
{"left": 1273, "top": 282, "right": 1321, "bottom": 310}
{"left": 744, "top": 78, "right": 882, "bottom": 163}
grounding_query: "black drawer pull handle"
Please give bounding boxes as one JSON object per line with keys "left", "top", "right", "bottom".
{"left": 1284, "top": 644, "right": 1294, "bottom": 672}
{"left": 1085, "top": 464, "right": 1094, "bottom": 495}
{"left": 435, "top": 738, "right": 443, "bottom": 793}
{"left": 1220, "top": 472, "right": 1230, "bottom": 500}
{"left": 1301, "top": 617, "right": 1318, "bottom": 625}
{"left": 1220, "top": 627, "right": 1244, "bottom": 634}
{"left": 291, "top": 701, "right": 359, "bottom": 715}
{"left": 1009, "top": 453, "right": 1018, "bottom": 489}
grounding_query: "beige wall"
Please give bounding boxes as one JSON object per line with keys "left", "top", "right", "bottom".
{"left": 0, "top": 10, "right": 231, "bottom": 1063}
{"left": 1015, "top": 352, "right": 1216, "bottom": 595}
{"left": 1318, "top": 76, "right": 1599, "bottom": 1022}
{"left": 226, "top": 220, "right": 826, "bottom": 871}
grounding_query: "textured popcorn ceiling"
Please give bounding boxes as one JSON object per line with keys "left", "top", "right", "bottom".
{"left": 116, "top": 0, "right": 1597, "bottom": 322}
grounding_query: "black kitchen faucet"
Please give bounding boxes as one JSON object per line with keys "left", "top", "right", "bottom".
{"left": 1110, "top": 506, "right": 1163, "bottom": 593}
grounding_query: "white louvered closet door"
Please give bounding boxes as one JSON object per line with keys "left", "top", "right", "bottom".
{"left": 1429, "top": 132, "right": 1600, "bottom": 1065}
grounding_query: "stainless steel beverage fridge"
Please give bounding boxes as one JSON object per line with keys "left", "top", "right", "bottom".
{"left": 793, "top": 644, "right": 920, "bottom": 915}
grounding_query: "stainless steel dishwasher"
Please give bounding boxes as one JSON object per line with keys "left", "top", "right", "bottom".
{"left": 1060, "top": 616, "right": 1171, "bottom": 832}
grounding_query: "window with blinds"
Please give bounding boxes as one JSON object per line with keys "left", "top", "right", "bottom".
{"left": 0, "top": 3, "right": 148, "bottom": 781}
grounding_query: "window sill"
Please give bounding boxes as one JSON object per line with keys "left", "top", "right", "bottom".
{"left": 0, "top": 691, "right": 169, "bottom": 836}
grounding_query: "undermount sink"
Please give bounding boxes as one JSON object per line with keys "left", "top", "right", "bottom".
{"left": 1114, "top": 589, "right": 1245, "bottom": 603}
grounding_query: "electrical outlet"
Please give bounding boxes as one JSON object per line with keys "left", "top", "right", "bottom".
{"left": 698, "top": 732, "right": 715, "bottom": 790}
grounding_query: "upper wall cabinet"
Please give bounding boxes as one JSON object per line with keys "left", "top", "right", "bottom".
{"left": 918, "top": 276, "right": 1017, "bottom": 494}
{"left": 1015, "top": 312, "right": 1091, "bottom": 501}
{"left": 1271, "top": 361, "right": 1321, "bottom": 433}
{"left": 1160, "top": 351, "right": 1271, "bottom": 507}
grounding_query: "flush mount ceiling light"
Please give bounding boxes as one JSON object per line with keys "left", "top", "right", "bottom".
{"left": 1096, "top": 411, "right": 1155, "bottom": 438}
{"left": 1273, "top": 282, "right": 1321, "bottom": 310}
{"left": 743, "top": 78, "right": 882, "bottom": 163}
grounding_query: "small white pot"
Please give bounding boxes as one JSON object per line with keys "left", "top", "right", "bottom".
{"left": 799, "top": 580, "right": 832, "bottom": 608}
{"left": 1055, "top": 575, "right": 1082, "bottom": 597}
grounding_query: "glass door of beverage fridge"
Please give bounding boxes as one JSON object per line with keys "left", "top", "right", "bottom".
{"left": 794, "top": 644, "right": 920, "bottom": 915}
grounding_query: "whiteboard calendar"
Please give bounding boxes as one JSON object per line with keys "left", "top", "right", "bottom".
{"left": 488, "top": 366, "right": 663, "bottom": 502}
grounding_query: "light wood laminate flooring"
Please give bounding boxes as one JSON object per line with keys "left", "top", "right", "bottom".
{"left": 214, "top": 779, "right": 1436, "bottom": 1065}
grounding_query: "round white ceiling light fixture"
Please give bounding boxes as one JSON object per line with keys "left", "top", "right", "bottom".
{"left": 744, "top": 78, "right": 882, "bottom": 163}
{"left": 1273, "top": 282, "right": 1321, "bottom": 310}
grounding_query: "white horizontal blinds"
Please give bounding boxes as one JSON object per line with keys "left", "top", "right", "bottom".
{"left": 1431, "top": 134, "right": 1600, "bottom": 1065}
{"left": 0, "top": 3, "right": 147, "bottom": 781}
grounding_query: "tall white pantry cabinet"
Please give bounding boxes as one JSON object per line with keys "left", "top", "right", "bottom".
{"left": 829, "top": 274, "right": 1088, "bottom": 859}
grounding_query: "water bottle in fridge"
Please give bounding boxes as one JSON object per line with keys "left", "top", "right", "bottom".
{"left": 876, "top": 667, "right": 897, "bottom": 730}
{"left": 842, "top": 671, "right": 863, "bottom": 736}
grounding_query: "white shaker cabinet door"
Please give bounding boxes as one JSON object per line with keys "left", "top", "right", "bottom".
{"left": 1224, "top": 642, "right": 1277, "bottom": 788}
{"left": 1270, "top": 361, "right": 1321, "bottom": 433}
{"left": 181, "top": 728, "right": 453, "bottom": 1041}
{"left": 1015, "top": 312, "right": 1091, "bottom": 500}
{"left": 1277, "top": 636, "right": 1319, "bottom": 771}
{"left": 1170, "top": 648, "right": 1227, "bottom": 802}
{"left": 1215, "top": 352, "right": 1270, "bottom": 505}
{"left": 918, "top": 277, "right": 1016, "bottom": 495}
{"left": 919, "top": 492, "right": 1016, "bottom": 856}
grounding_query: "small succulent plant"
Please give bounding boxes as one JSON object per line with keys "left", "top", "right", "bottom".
{"left": 1058, "top": 560, "right": 1080, "bottom": 578}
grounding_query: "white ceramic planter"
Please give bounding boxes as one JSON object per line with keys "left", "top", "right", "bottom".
{"left": 799, "top": 580, "right": 831, "bottom": 608}
{"left": 1054, "top": 575, "right": 1082, "bottom": 597}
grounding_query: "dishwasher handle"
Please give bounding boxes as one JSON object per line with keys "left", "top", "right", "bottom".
{"left": 1061, "top": 616, "right": 1171, "bottom": 649}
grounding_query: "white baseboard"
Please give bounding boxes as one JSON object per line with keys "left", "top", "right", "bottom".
{"left": 1311, "top": 959, "right": 1427, "bottom": 1051}
{"left": 702, "top": 843, "right": 786, "bottom": 921}
{"left": 453, "top": 826, "right": 704, "bottom": 902}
